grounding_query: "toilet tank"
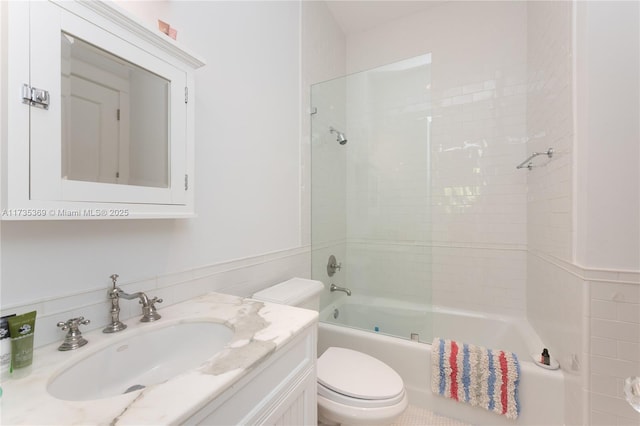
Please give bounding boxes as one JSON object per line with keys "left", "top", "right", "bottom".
{"left": 252, "top": 278, "right": 324, "bottom": 311}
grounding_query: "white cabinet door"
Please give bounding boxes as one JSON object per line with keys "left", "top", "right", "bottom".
{"left": 2, "top": 0, "right": 204, "bottom": 219}
{"left": 29, "top": 1, "right": 187, "bottom": 205}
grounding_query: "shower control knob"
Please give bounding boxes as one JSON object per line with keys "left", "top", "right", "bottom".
{"left": 327, "top": 255, "right": 342, "bottom": 276}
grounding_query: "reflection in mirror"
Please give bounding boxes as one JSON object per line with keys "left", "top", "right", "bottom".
{"left": 61, "top": 32, "right": 170, "bottom": 188}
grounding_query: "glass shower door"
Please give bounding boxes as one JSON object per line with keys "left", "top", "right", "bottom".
{"left": 311, "top": 54, "right": 433, "bottom": 343}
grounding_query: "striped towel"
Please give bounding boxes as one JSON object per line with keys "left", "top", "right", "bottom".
{"left": 431, "top": 337, "right": 521, "bottom": 419}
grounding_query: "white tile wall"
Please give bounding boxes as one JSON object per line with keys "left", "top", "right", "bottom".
{"left": 432, "top": 245, "right": 526, "bottom": 315}
{"left": 527, "top": 252, "right": 640, "bottom": 426}
{"left": 344, "top": 55, "right": 431, "bottom": 245}
{"left": 336, "top": 2, "right": 529, "bottom": 316}
{"left": 589, "top": 278, "right": 640, "bottom": 425}
{"left": 345, "top": 240, "right": 431, "bottom": 303}
{"left": 312, "top": 240, "right": 347, "bottom": 309}
{"left": 525, "top": 1, "right": 582, "bottom": 424}
{"left": 527, "top": 252, "right": 586, "bottom": 425}
{"left": 526, "top": 0, "right": 574, "bottom": 263}
{"left": 426, "top": 10, "right": 531, "bottom": 314}
{"left": 527, "top": 2, "right": 640, "bottom": 425}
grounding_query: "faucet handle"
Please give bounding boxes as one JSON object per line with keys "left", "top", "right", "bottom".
{"left": 56, "top": 317, "right": 90, "bottom": 351}
{"left": 57, "top": 316, "right": 90, "bottom": 331}
{"left": 327, "top": 254, "right": 343, "bottom": 276}
{"left": 140, "top": 296, "right": 163, "bottom": 322}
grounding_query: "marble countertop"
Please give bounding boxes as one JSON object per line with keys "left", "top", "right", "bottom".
{"left": 0, "top": 292, "right": 317, "bottom": 425}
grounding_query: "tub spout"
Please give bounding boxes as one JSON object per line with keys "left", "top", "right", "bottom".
{"left": 330, "top": 283, "right": 351, "bottom": 296}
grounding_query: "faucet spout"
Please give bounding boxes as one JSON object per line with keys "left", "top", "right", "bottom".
{"left": 103, "top": 274, "right": 163, "bottom": 333}
{"left": 118, "top": 289, "right": 163, "bottom": 322}
{"left": 117, "top": 289, "right": 144, "bottom": 301}
{"left": 330, "top": 283, "right": 352, "bottom": 296}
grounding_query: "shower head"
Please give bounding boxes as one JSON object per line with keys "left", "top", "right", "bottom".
{"left": 329, "top": 126, "right": 348, "bottom": 145}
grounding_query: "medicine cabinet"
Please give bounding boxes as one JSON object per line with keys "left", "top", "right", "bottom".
{"left": 1, "top": 1, "right": 205, "bottom": 219}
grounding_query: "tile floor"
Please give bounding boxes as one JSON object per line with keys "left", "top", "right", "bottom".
{"left": 391, "top": 404, "right": 470, "bottom": 426}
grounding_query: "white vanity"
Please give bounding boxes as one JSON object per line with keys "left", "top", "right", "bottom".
{"left": 1, "top": 292, "right": 318, "bottom": 425}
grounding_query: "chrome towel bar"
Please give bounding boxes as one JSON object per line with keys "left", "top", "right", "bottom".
{"left": 516, "top": 147, "right": 553, "bottom": 170}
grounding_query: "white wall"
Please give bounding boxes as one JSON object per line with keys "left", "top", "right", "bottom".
{"left": 574, "top": 2, "right": 640, "bottom": 424}
{"left": 0, "top": 1, "right": 307, "bottom": 346}
{"left": 527, "top": 1, "right": 640, "bottom": 425}
{"left": 525, "top": 2, "right": 582, "bottom": 424}
{"left": 343, "top": 1, "right": 529, "bottom": 315}
{"left": 575, "top": 1, "right": 640, "bottom": 272}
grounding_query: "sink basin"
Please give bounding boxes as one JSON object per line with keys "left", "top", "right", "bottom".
{"left": 47, "top": 321, "right": 234, "bottom": 401}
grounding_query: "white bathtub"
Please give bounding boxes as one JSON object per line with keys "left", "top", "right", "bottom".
{"left": 318, "top": 296, "right": 565, "bottom": 425}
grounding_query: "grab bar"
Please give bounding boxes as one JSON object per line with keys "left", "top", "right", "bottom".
{"left": 516, "top": 147, "right": 553, "bottom": 170}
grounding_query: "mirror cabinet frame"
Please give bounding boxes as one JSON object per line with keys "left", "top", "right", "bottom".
{"left": 1, "top": 0, "right": 205, "bottom": 219}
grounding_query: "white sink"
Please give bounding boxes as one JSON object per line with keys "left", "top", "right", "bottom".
{"left": 47, "top": 321, "right": 234, "bottom": 401}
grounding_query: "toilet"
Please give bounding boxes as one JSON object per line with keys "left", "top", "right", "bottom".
{"left": 253, "top": 278, "right": 408, "bottom": 426}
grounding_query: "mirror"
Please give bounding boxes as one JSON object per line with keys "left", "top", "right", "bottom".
{"left": 60, "top": 32, "right": 170, "bottom": 189}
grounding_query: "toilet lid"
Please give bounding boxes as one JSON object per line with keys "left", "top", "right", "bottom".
{"left": 317, "top": 347, "right": 404, "bottom": 400}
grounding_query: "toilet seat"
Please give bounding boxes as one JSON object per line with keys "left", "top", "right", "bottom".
{"left": 317, "top": 347, "right": 405, "bottom": 408}
{"left": 317, "top": 382, "right": 406, "bottom": 408}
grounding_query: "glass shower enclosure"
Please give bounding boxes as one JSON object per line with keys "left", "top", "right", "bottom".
{"left": 311, "top": 54, "right": 433, "bottom": 343}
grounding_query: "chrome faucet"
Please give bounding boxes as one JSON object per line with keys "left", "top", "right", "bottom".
{"left": 330, "top": 283, "right": 352, "bottom": 296}
{"left": 103, "top": 274, "right": 163, "bottom": 334}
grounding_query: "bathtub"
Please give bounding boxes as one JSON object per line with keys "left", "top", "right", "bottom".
{"left": 318, "top": 296, "right": 565, "bottom": 426}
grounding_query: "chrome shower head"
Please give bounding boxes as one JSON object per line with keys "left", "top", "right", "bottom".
{"left": 329, "top": 126, "right": 347, "bottom": 145}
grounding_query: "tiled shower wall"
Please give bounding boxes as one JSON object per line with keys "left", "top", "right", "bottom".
{"left": 344, "top": 56, "right": 432, "bottom": 304}
{"left": 344, "top": 1, "right": 529, "bottom": 315}
{"left": 525, "top": 1, "right": 582, "bottom": 424}
{"left": 526, "top": 1, "right": 574, "bottom": 262}
{"left": 527, "top": 1, "right": 640, "bottom": 425}
{"left": 589, "top": 275, "right": 640, "bottom": 425}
